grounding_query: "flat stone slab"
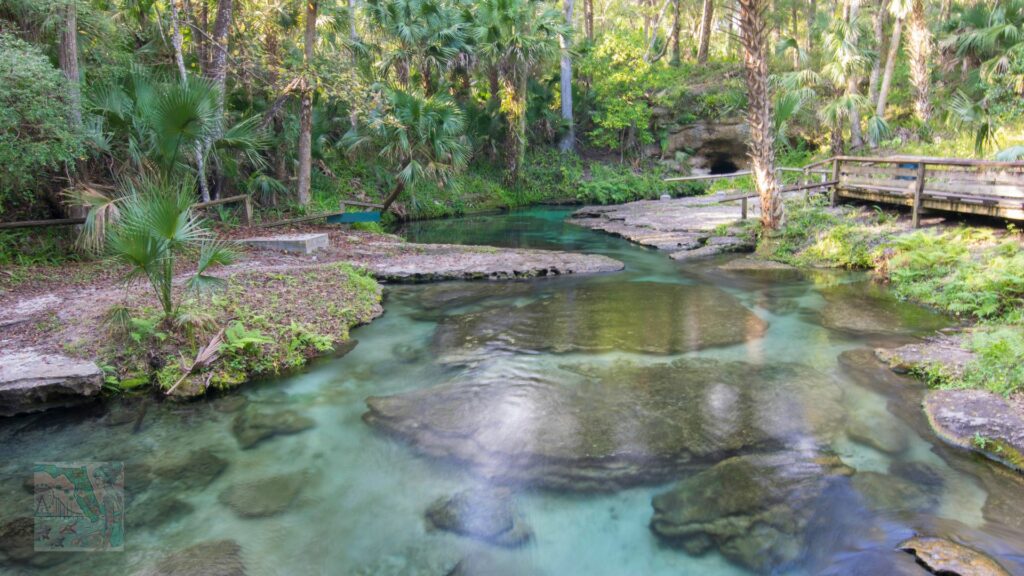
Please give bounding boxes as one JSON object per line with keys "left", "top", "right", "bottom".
{"left": 243, "top": 233, "right": 329, "bottom": 255}
{"left": 924, "top": 389, "right": 1024, "bottom": 472}
{"left": 898, "top": 537, "right": 1011, "bottom": 576}
{"left": 0, "top": 351, "right": 103, "bottom": 417}
{"left": 361, "top": 244, "right": 623, "bottom": 282}
{"left": 875, "top": 334, "right": 975, "bottom": 378}
{"left": 570, "top": 195, "right": 752, "bottom": 258}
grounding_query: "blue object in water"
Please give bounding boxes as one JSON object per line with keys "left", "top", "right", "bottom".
{"left": 327, "top": 211, "right": 382, "bottom": 224}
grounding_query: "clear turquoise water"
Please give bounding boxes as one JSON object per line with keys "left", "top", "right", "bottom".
{"left": 2, "top": 207, "right": 1023, "bottom": 575}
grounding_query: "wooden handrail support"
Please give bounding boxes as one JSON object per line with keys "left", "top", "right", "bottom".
{"left": 0, "top": 217, "right": 86, "bottom": 230}
{"left": 194, "top": 194, "right": 253, "bottom": 226}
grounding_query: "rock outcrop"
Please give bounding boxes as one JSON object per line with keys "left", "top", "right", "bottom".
{"left": 924, "top": 389, "right": 1024, "bottom": 472}
{"left": 364, "top": 358, "right": 844, "bottom": 490}
{"left": 897, "top": 536, "right": 1011, "bottom": 576}
{"left": 875, "top": 333, "right": 975, "bottom": 378}
{"left": 650, "top": 451, "right": 854, "bottom": 572}
{"left": 0, "top": 351, "right": 103, "bottom": 417}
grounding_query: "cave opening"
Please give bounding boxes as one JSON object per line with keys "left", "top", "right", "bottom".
{"left": 709, "top": 155, "right": 740, "bottom": 175}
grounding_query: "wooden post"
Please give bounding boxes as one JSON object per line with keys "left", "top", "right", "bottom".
{"left": 802, "top": 167, "right": 810, "bottom": 199}
{"left": 912, "top": 162, "right": 926, "bottom": 228}
{"left": 242, "top": 196, "right": 253, "bottom": 226}
{"left": 741, "top": 197, "right": 748, "bottom": 220}
{"left": 830, "top": 158, "right": 841, "bottom": 206}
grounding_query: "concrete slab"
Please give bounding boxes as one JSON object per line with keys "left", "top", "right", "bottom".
{"left": 243, "top": 234, "right": 329, "bottom": 255}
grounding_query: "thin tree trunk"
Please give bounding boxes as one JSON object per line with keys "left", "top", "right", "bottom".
{"left": 806, "top": 0, "right": 816, "bottom": 50}
{"left": 265, "top": 28, "right": 287, "bottom": 199}
{"left": 559, "top": 0, "right": 576, "bottom": 152}
{"left": 670, "top": 0, "right": 681, "bottom": 65}
{"left": 791, "top": 0, "right": 799, "bottom": 67}
{"left": 867, "top": 0, "right": 887, "bottom": 107}
{"left": 697, "top": 0, "right": 714, "bottom": 64}
{"left": 202, "top": 0, "right": 233, "bottom": 200}
{"left": 297, "top": 0, "right": 317, "bottom": 206}
{"left": 906, "top": 0, "right": 931, "bottom": 122}
{"left": 738, "top": 0, "right": 782, "bottom": 230}
{"left": 846, "top": 0, "right": 864, "bottom": 150}
{"left": 58, "top": 0, "right": 81, "bottom": 129}
{"left": 584, "top": 0, "right": 594, "bottom": 40}
{"left": 380, "top": 180, "right": 405, "bottom": 212}
{"left": 875, "top": 16, "right": 901, "bottom": 120}
{"left": 727, "top": 0, "right": 736, "bottom": 57}
{"left": 170, "top": 0, "right": 211, "bottom": 200}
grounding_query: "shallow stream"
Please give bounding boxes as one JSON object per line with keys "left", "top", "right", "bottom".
{"left": 2, "top": 208, "right": 1023, "bottom": 575}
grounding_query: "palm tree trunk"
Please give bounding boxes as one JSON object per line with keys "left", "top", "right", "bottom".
{"left": 202, "top": 0, "right": 233, "bottom": 200}
{"left": 381, "top": 179, "right": 405, "bottom": 212}
{"left": 297, "top": 0, "right": 318, "bottom": 206}
{"left": 867, "top": 0, "right": 887, "bottom": 107}
{"left": 875, "top": 16, "right": 901, "bottom": 120}
{"left": 58, "top": 0, "right": 81, "bottom": 129}
{"left": 559, "top": 0, "right": 576, "bottom": 152}
{"left": 584, "top": 0, "right": 594, "bottom": 40}
{"left": 738, "top": 0, "right": 782, "bottom": 230}
{"left": 806, "top": 0, "right": 816, "bottom": 50}
{"left": 846, "top": 0, "right": 864, "bottom": 150}
{"left": 697, "top": 0, "right": 714, "bottom": 64}
{"left": 906, "top": 0, "right": 931, "bottom": 122}
{"left": 501, "top": 70, "right": 528, "bottom": 185}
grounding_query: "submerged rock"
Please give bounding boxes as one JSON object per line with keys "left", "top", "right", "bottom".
{"left": 150, "top": 448, "right": 228, "bottom": 489}
{"left": 897, "top": 536, "right": 1011, "bottom": 576}
{"left": 364, "top": 358, "right": 843, "bottom": 490}
{"left": 126, "top": 493, "right": 194, "bottom": 529}
{"left": 0, "top": 351, "right": 103, "bottom": 417}
{"left": 851, "top": 471, "right": 939, "bottom": 513}
{"left": 846, "top": 410, "right": 910, "bottom": 454}
{"left": 232, "top": 408, "right": 315, "bottom": 449}
{"left": 218, "top": 472, "right": 305, "bottom": 518}
{"left": 425, "top": 488, "right": 532, "bottom": 547}
{"left": 818, "top": 282, "right": 950, "bottom": 337}
{"left": 433, "top": 282, "right": 767, "bottom": 361}
{"left": 447, "top": 552, "right": 547, "bottom": 576}
{"left": 649, "top": 451, "right": 854, "bottom": 572}
{"left": 134, "top": 539, "right": 246, "bottom": 576}
{"left": 923, "top": 389, "right": 1024, "bottom": 473}
{"left": 0, "top": 516, "right": 67, "bottom": 568}
{"left": 718, "top": 257, "right": 798, "bottom": 272}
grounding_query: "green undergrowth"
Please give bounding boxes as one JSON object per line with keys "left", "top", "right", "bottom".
{"left": 99, "top": 263, "right": 381, "bottom": 395}
{"left": 762, "top": 198, "right": 1024, "bottom": 395}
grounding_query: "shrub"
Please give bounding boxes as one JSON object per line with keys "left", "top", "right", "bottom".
{"left": 0, "top": 33, "right": 83, "bottom": 217}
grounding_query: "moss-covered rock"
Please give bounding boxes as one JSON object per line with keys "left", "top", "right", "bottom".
{"left": 232, "top": 408, "right": 315, "bottom": 449}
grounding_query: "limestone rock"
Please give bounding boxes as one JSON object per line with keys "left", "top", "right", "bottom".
{"left": 875, "top": 334, "right": 974, "bottom": 378}
{"left": 851, "top": 471, "right": 938, "bottom": 513}
{"left": 819, "top": 282, "right": 950, "bottom": 337}
{"left": 846, "top": 410, "right": 910, "bottom": 454}
{"left": 718, "top": 257, "right": 798, "bottom": 272}
{"left": 218, "top": 472, "right": 305, "bottom": 518}
{"left": 364, "top": 358, "right": 844, "bottom": 490}
{"left": 650, "top": 452, "right": 854, "bottom": 572}
{"left": 433, "top": 282, "right": 768, "bottom": 360}
{"left": 150, "top": 448, "right": 227, "bottom": 489}
{"left": 924, "top": 389, "right": 1024, "bottom": 473}
{"left": 898, "top": 537, "right": 1010, "bottom": 576}
{"left": 0, "top": 351, "right": 103, "bottom": 417}
{"left": 426, "top": 488, "right": 532, "bottom": 547}
{"left": 364, "top": 245, "right": 624, "bottom": 282}
{"left": 0, "top": 516, "right": 67, "bottom": 568}
{"left": 134, "top": 539, "right": 246, "bottom": 576}
{"left": 126, "top": 493, "right": 194, "bottom": 529}
{"left": 232, "top": 408, "right": 315, "bottom": 449}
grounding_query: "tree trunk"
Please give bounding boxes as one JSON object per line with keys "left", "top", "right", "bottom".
{"left": 806, "top": 0, "right": 816, "bottom": 50}
{"left": 559, "top": 0, "right": 576, "bottom": 152}
{"left": 867, "top": 0, "right": 887, "bottom": 107}
{"left": 265, "top": 28, "right": 287, "bottom": 201}
{"left": 697, "top": 0, "right": 714, "bottom": 64}
{"left": 670, "top": 0, "right": 681, "bottom": 65}
{"left": 875, "top": 16, "right": 901, "bottom": 120}
{"left": 906, "top": 0, "right": 931, "bottom": 122}
{"left": 297, "top": 0, "right": 318, "bottom": 206}
{"left": 791, "top": 0, "right": 800, "bottom": 67}
{"left": 737, "top": 0, "right": 782, "bottom": 230}
{"left": 202, "top": 0, "right": 233, "bottom": 200}
{"left": 501, "top": 70, "right": 528, "bottom": 185}
{"left": 170, "top": 0, "right": 211, "bottom": 200}
{"left": 846, "top": 0, "right": 864, "bottom": 150}
{"left": 584, "top": 0, "right": 594, "bottom": 40}
{"left": 58, "top": 0, "right": 81, "bottom": 129}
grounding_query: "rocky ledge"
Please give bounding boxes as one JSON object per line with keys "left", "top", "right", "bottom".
{"left": 898, "top": 536, "right": 1011, "bottom": 576}
{"left": 875, "top": 333, "right": 975, "bottom": 378}
{"left": 569, "top": 194, "right": 754, "bottom": 259}
{"left": 924, "top": 389, "right": 1024, "bottom": 472}
{"left": 0, "top": 351, "right": 103, "bottom": 417}
{"left": 358, "top": 243, "right": 624, "bottom": 282}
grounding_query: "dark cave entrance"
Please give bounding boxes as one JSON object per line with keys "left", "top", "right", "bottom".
{"left": 709, "top": 155, "right": 741, "bottom": 175}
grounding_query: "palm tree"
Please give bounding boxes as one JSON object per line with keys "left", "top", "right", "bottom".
{"left": 951, "top": 0, "right": 1024, "bottom": 94}
{"left": 475, "top": 0, "right": 565, "bottom": 183}
{"left": 559, "top": 0, "right": 575, "bottom": 152}
{"left": 873, "top": 0, "right": 910, "bottom": 147}
{"left": 345, "top": 88, "right": 468, "bottom": 212}
{"left": 737, "top": 0, "right": 782, "bottom": 230}
{"left": 821, "top": 14, "right": 872, "bottom": 152}
{"left": 107, "top": 177, "right": 235, "bottom": 323}
{"left": 906, "top": 0, "right": 931, "bottom": 122}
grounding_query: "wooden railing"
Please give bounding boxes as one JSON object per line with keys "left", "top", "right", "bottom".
{"left": 830, "top": 156, "right": 1024, "bottom": 226}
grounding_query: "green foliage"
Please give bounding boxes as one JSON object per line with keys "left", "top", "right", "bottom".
{"left": 107, "top": 177, "right": 236, "bottom": 321}
{"left": 575, "top": 163, "right": 668, "bottom": 204}
{"left": 0, "top": 33, "right": 83, "bottom": 216}
{"left": 962, "top": 327, "right": 1024, "bottom": 395}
